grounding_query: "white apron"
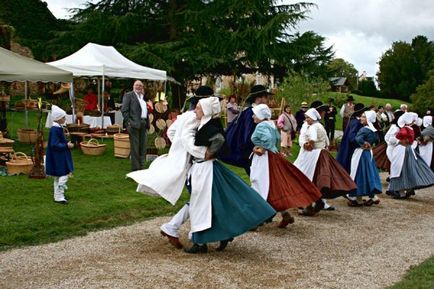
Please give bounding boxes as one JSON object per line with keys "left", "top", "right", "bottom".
{"left": 390, "top": 144, "right": 419, "bottom": 178}
{"left": 350, "top": 148, "right": 373, "bottom": 180}
{"left": 250, "top": 151, "right": 270, "bottom": 200}
{"left": 189, "top": 160, "right": 213, "bottom": 233}
{"left": 418, "top": 142, "right": 433, "bottom": 167}
{"left": 294, "top": 148, "right": 321, "bottom": 181}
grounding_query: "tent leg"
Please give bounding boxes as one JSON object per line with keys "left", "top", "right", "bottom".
{"left": 24, "top": 80, "right": 28, "bottom": 128}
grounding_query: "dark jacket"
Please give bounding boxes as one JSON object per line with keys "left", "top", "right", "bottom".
{"left": 121, "top": 91, "right": 150, "bottom": 129}
{"left": 45, "top": 126, "right": 74, "bottom": 176}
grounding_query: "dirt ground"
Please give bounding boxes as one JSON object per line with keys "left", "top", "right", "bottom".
{"left": 1, "top": 173, "right": 434, "bottom": 289}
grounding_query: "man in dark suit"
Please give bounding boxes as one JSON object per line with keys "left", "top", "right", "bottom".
{"left": 121, "top": 80, "right": 151, "bottom": 171}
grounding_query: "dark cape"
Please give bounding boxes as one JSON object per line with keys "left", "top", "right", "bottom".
{"left": 218, "top": 107, "right": 256, "bottom": 170}
{"left": 337, "top": 118, "right": 363, "bottom": 173}
{"left": 45, "top": 126, "right": 74, "bottom": 176}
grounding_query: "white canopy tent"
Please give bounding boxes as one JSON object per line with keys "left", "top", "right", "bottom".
{"left": 0, "top": 46, "right": 73, "bottom": 127}
{"left": 47, "top": 43, "right": 167, "bottom": 126}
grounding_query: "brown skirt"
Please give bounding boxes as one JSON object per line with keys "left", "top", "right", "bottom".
{"left": 373, "top": 142, "right": 390, "bottom": 171}
{"left": 267, "top": 152, "right": 322, "bottom": 211}
{"left": 312, "top": 150, "right": 357, "bottom": 199}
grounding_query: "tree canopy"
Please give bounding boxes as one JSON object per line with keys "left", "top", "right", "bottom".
{"left": 377, "top": 35, "right": 434, "bottom": 101}
{"left": 43, "top": 0, "right": 333, "bottom": 83}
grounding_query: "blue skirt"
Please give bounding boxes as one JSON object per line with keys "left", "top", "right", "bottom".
{"left": 349, "top": 150, "right": 382, "bottom": 198}
{"left": 192, "top": 161, "right": 276, "bottom": 244}
{"left": 389, "top": 146, "right": 434, "bottom": 191}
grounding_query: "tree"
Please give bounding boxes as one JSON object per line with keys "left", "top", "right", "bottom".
{"left": 276, "top": 71, "right": 330, "bottom": 108}
{"left": 327, "top": 58, "right": 358, "bottom": 90}
{"left": 358, "top": 78, "right": 378, "bottom": 97}
{"left": 411, "top": 71, "right": 434, "bottom": 114}
{"left": 377, "top": 35, "right": 434, "bottom": 101}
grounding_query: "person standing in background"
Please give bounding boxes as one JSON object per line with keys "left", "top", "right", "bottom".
{"left": 325, "top": 98, "right": 337, "bottom": 143}
{"left": 340, "top": 95, "right": 354, "bottom": 132}
{"left": 121, "top": 80, "right": 152, "bottom": 171}
{"left": 83, "top": 87, "right": 98, "bottom": 111}
{"left": 277, "top": 105, "right": 297, "bottom": 156}
{"left": 295, "top": 101, "right": 309, "bottom": 132}
{"left": 226, "top": 95, "right": 239, "bottom": 125}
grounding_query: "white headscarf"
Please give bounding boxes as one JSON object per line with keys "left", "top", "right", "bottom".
{"left": 198, "top": 97, "right": 221, "bottom": 129}
{"left": 423, "top": 115, "right": 432, "bottom": 127}
{"left": 397, "top": 112, "right": 415, "bottom": 128}
{"left": 364, "top": 110, "right": 377, "bottom": 132}
{"left": 305, "top": 108, "right": 321, "bottom": 121}
{"left": 51, "top": 105, "right": 66, "bottom": 122}
{"left": 252, "top": 104, "right": 272, "bottom": 120}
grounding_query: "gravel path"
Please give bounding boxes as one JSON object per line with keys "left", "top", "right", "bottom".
{"left": 1, "top": 173, "right": 434, "bottom": 289}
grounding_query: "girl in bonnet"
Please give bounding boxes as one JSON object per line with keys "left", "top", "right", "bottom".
{"left": 249, "top": 104, "right": 322, "bottom": 227}
{"left": 45, "top": 105, "right": 74, "bottom": 204}
{"left": 184, "top": 97, "right": 275, "bottom": 254}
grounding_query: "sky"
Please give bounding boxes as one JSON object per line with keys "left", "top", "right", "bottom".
{"left": 44, "top": 0, "right": 434, "bottom": 78}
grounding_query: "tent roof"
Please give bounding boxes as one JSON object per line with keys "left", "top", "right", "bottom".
{"left": 47, "top": 43, "right": 167, "bottom": 81}
{"left": 0, "top": 46, "right": 73, "bottom": 82}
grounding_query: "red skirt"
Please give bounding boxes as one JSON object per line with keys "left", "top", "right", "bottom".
{"left": 312, "top": 150, "right": 357, "bottom": 199}
{"left": 267, "top": 152, "right": 322, "bottom": 211}
{"left": 373, "top": 142, "right": 390, "bottom": 171}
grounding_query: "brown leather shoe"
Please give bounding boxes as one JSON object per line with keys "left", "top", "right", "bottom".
{"left": 278, "top": 212, "right": 295, "bottom": 228}
{"left": 160, "top": 230, "right": 183, "bottom": 249}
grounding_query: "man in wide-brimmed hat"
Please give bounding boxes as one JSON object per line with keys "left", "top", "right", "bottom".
{"left": 337, "top": 103, "right": 369, "bottom": 173}
{"left": 295, "top": 101, "right": 309, "bottom": 132}
{"left": 325, "top": 98, "right": 338, "bottom": 142}
{"left": 340, "top": 94, "right": 355, "bottom": 132}
{"left": 218, "top": 84, "right": 272, "bottom": 175}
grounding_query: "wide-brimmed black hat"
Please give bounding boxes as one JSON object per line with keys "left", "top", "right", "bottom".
{"left": 310, "top": 100, "right": 323, "bottom": 109}
{"left": 246, "top": 85, "right": 274, "bottom": 103}
{"left": 352, "top": 103, "right": 368, "bottom": 117}
{"left": 194, "top": 85, "right": 214, "bottom": 98}
{"left": 346, "top": 95, "right": 355, "bottom": 101}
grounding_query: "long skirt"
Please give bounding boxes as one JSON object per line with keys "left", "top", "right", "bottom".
{"left": 267, "top": 152, "right": 322, "bottom": 211}
{"left": 389, "top": 146, "right": 434, "bottom": 191}
{"left": 373, "top": 142, "right": 390, "bottom": 171}
{"left": 313, "top": 150, "right": 357, "bottom": 199}
{"left": 192, "top": 161, "right": 276, "bottom": 244}
{"left": 349, "top": 150, "right": 382, "bottom": 198}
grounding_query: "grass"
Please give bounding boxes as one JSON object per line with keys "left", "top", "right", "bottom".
{"left": 387, "top": 256, "right": 434, "bottom": 289}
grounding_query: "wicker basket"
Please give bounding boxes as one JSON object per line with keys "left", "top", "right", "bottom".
{"left": 67, "top": 123, "right": 90, "bottom": 133}
{"left": 80, "top": 138, "right": 106, "bottom": 156}
{"left": 0, "top": 95, "right": 10, "bottom": 102}
{"left": 6, "top": 152, "right": 33, "bottom": 175}
{"left": 113, "top": 133, "right": 130, "bottom": 158}
{"left": 17, "top": 128, "right": 38, "bottom": 144}
{"left": 106, "top": 124, "right": 121, "bottom": 135}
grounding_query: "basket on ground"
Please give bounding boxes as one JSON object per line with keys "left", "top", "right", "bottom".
{"left": 113, "top": 133, "right": 130, "bottom": 158}
{"left": 80, "top": 138, "right": 106, "bottom": 156}
{"left": 6, "top": 152, "right": 33, "bottom": 175}
{"left": 17, "top": 128, "right": 38, "bottom": 143}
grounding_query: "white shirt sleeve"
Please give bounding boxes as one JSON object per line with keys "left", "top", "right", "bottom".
{"left": 181, "top": 113, "right": 207, "bottom": 159}
{"left": 340, "top": 104, "right": 345, "bottom": 118}
{"left": 166, "top": 116, "right": 179, "bottom": 142}
{"left": 385, "top": 125, "right": 399, "bottom": 146}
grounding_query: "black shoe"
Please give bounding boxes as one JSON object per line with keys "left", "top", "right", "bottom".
{"left": 184, "top": 243, "right": 208, "bottom": 254}
{"left": 216, "top": 238, "right": 234, "bottom": 252}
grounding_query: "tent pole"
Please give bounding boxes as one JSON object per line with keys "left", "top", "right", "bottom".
{"left": 70, "top": 81, "right": 75, "bottom": 124}
{"left": 24, "top": 80, "right": 28, "bottom": 128}
{"left": 101, "top": 69, "right": 105, "bottom": 128}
